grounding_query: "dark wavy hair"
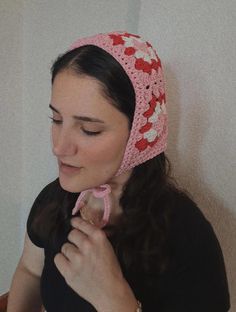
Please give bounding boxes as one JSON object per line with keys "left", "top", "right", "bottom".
{"left": 38, "top": 45, "right": 188, "bottom": 277}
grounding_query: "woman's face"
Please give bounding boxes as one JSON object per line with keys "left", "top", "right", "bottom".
{"left": 50, "top": 69, "right": 130, "bottom": 193}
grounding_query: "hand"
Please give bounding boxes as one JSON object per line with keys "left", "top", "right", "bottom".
{"left": 54, "top": 217, "right": 137, "bottom": 311}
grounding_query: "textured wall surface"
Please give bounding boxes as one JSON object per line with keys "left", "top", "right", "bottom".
{"left": 0, "top": 0, "right": 23, "bottom": 294}
{"left": 1, "top": 0, "right": 235, "bottom": 310}
{"left": 138, "top": 1, "right": 236, "bottom": 309}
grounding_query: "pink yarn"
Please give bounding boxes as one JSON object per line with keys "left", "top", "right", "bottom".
{"left": 69, "top": 31, "right": 168, "bottom": 226}
{"left": 70, "top": 31, "right": 168, "bottom": 175}
{"left": 72, "top": 184, "right": 111, "bottom": 226}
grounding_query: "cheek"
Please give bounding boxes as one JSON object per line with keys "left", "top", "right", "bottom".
{"left": 83, "top": 133, "right": 128, "bottom": 167}
{"left": 51, "top": 126, "right": 58, "bottom": 146}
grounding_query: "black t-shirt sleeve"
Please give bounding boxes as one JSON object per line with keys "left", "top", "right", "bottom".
{"left": 140, "top": 198, "right": 230, "bottom": 311}
{"left": 27, "top": 179, "right": 59, "bottom": 248}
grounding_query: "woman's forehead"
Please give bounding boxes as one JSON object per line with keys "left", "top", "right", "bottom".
{"left": 51, "top": 71, "right": 128, "bottom": 123}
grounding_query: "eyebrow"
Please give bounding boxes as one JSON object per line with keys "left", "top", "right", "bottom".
{"left": 49, "top": 104, "right": 105, "bottom": 123}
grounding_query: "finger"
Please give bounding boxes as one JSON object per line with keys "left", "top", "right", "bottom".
{"left": 71, "top": 217, "right": 107, "bottom": 247}
{"left": 54, "top": 252, "right": 71, "bottom": 278}
{"left": 61, "top": 242, "right": 78, "bottom": 261}
{"left": 71, "top": 217, "right": 98, "bottom": 237}
{"left": 67, "top": 228, "right": 88, "bottom": 248}
{"left": 68, "top": 228, "right": 99, "bottom": 256}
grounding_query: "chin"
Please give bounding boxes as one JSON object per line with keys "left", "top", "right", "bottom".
{"left": 58, "top": 176, "right": 82, "bottom": 193}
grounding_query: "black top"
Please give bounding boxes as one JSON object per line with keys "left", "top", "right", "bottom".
{"left": 27, "top": 179, "right": 230, "bottom": 312}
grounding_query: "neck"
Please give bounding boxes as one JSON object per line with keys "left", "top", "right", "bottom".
{"left": 102, "top": 169, "right": 133, "bottom": 229}
{"left": 76, "top": 170, "right": 133, "bottom": 232}
{"left": 107, "top": 169, "right": 133, "bottom": 196}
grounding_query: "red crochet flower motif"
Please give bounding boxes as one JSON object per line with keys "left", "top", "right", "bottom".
{"left": 109, "top": 33, "right": 165, "bottom": 152}
{"left": 135, "top": 95, "right": 165, "bottom": 152}
{"left": 135, "top": 138, "right": 149, "bottom": 151}
{"left": 109, "top": 33, "right": 161, "bottom": 74}
{"left": 109, "top": 34, "right": 125, "bottom": 45}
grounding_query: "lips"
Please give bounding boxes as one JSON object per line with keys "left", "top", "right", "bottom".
{"left": 61, "top": 161, "right": 77, "bottom": 167}
{"left": 59, "top": 160, "right": 81, "bottom": 175}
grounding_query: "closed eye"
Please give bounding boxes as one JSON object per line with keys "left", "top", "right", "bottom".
{"left": 49, "top": 116, "right": 62, "bottom": 124}
{"left": 82, "top": 129, "right": 101, "bottom": 136}
{"left": 49, "top": 116, "right": 101, "bottom": 136}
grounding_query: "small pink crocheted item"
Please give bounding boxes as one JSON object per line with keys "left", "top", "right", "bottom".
{"left": 70, "top": 31, "right": 168, "bottom": 227}
{"left": 72, "top": 184, "right": 111, "bottom": 227}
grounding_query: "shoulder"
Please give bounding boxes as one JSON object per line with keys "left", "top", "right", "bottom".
{"left": 167, "top": 189, "right": 220, "bottom": 259}
{"left": 33, "top": 178, "right": 62, "bottom": 203}
{"left": 167, "top": 190, "right": 230, "bottom": 308}
{"left": 148, "top": 189, "right": 230, "bottom": 310}
{"left": 27, "top": 178, "right": 64, "bottom": 248}
{"left": 169, "top": 190, "right": 210, "bottom": 234}
{"left": 28, "top": 177, "right": 62, "bottom": 217}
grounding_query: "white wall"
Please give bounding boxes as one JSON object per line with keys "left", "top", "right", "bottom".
{"left": 1, "top": 0, "right": 235, "bottom": 310}
{"left": 0, "top": 0, "right": 23, "bottom": 294}
{"left": 138, "top": 1, "right": 236, "bottom": 309}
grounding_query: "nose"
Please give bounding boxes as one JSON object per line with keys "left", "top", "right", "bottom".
{"left": 52, "top": 128, "right": 77, "bottom": 157}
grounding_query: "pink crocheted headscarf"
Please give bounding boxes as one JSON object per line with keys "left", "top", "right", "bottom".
{"left": 70, "top": 31, "right": 168, "bottom": 226}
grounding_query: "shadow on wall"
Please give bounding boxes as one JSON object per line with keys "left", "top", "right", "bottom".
{"left": 165, "top": 65, "right": 235, "bottom": 311}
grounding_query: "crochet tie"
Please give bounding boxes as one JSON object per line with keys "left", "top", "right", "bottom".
{"left": 72, "top": 184, "right": 112, "bottom": 228}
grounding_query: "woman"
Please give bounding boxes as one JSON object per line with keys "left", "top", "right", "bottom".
{"left": 7, "top": 31, "right": 230, "bottom": 311}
